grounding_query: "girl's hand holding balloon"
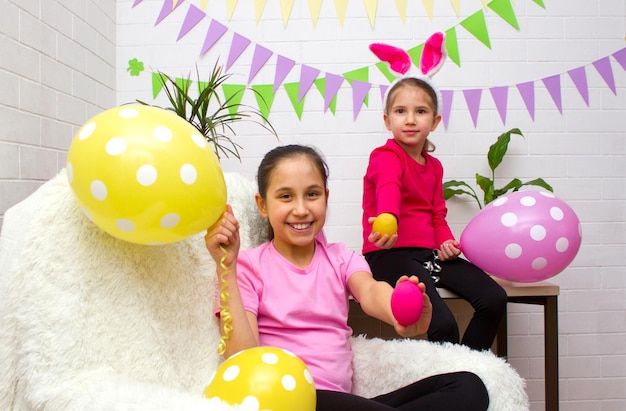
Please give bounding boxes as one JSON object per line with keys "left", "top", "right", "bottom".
{"left": 437, "top": 240, "right": 461, "bottom": 261}
{"left": 204, "top": 205, "right": 241, "bottom": 271}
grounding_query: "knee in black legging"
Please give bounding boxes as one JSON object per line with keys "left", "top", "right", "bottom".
{"left": 455, "top": 371, "right": 490, "bottom": 410}
{"left": 479, "top": 284, "right": 508, "bottom": 321}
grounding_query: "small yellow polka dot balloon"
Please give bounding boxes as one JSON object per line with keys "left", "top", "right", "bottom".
{"left": 67, "top": 105, "right": 226, "bottom": 245}
{"left": 204, "top": 346, "right": 316, "bottom": 411}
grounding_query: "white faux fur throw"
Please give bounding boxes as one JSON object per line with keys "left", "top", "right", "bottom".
{"left": 0, "top": 170, "right": 528, "bottom": 411}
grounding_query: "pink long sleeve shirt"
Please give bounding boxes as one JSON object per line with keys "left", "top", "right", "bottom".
{"left": 362, "top": 138, "right": 454, "bottom": 255}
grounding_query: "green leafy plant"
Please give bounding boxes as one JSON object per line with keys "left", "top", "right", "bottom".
{"left": 443, "top": 128, "right": 553, "bottom": 209}
{"left": 137, "top": 62, "right": 277, "bottom": 160}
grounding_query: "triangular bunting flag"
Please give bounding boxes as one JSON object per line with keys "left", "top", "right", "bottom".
{"left": 568, "top": 66, "right": 589, "bottom": 106}
{"left": 375, "top": 62, "right": 397, "bottom": 83}
{"left": 592, "top": 56, "right": 616, "bottom": 95}
{"left": 379, "top": 84, "right": 388, "bottom": 105}
{"left": 252, "top": 84, "right": 276, "bottom": 121}
{"left": 226, "top": 33, "right": 251, "bottom": 71}
{"left": 174, "top": 77, "right": 192, "bottom": 99}
{"left": 612, "top": 47, "right": 626, "bottom": 71}
{"left": 351, "top": 80, "right": 371, "bottom": 120}
{"left": 422, "top": 0, "right": 434, "bottom": 20}
{"left": 460, "top": 10, "right": 491, "bottom": 49}
{"left": 441, "top": 89, "right": 453, "bottom": 130}
{"left": 308, "top": 0, "right": 324, "bottom": 27}
{"left": 274, "top": 55, "right": 296, "bottom": 93}
{"left": 281, "top": 0, "right": 295, "bottom": 27}
{"left": 248, "top": 44, "right": 273, "bottom": 84}
{"left": 298, "top": 65, "right": 321, "bottom": 102}
{"left": 542, "top": 74, "right": 562, "bottom": 113}
{"left": 531, "top": 0, "right": 545, "bottom": 8}
{"left": 199, "top": 0, "right": 208, "bottom": 10}
{"left": 155, "top": 0, "right": 184, "bottom": 25}
{"left": 487, "top": 0, "right": 519, "bottom": 30}
{"left": 132, "top": 0, "right": 143, "bottom": 7}
{"left": 321, "top": 73, "right": 344, "bottom": 113}
{"left": 254, "top": 0, "right": 268, "bottom": 24}
{"left": 445, "top": 28, "right": 461, "bottom": 67}
{"left": 363, "top": 0, "right": 378, "bottom": 28}
{"left": 151, "top": 72, "right": 167, "bottom": 98}
{"left": 516, "top": 81, "right": 535, "bottom": 121}
{"left": 284, "top": 82, "right": 305, "bottom": 119}
{"left": 177, "top": 4, "right": 206, "bottom": 41}
{"left": 463, "top": 89, "right": 482, "bottom": 128}
{"left": 450, "top": 0, "right": 461, "bottom": 17}
{"left": 343, "top": 67, "right": 369, "bottom": 107}
{"left": 489, "top": 86, "right": 509, "bottom": 125}
{"left": 226, "top": 0, "right": 238, "bottom": 20}
{"left": 200, "top": 19, "right": 228, "bottom": 56}
{"left": 407, "top": 44, "right": 424, "bottom": 70}
{"left": 395, "top": 0, "right": 408, "bottom": 24}
{"left": 222, "top": 84, "right": 246, "bottom": 117}
{"left": 334, "top": 0, "right": 349, "bottom": 27}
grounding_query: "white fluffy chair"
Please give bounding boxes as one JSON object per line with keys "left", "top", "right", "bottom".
{"left": 0, "top": 170, "right": 529, "bottom": 410}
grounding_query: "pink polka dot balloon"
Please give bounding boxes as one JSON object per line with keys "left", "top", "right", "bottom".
{"left": 460, "top": 191, "right": 582, "bottom": 283}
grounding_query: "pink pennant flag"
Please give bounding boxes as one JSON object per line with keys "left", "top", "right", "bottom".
{"left": 441, "top": 89, "right": 453, "bottom": 130}
{"left": 352, "top": 80, "right": 372, "bottom": 120}
{"left": 542, "top": 75, "right": 562, "bottom": 114}
{"left": 225, "top": 33, "right": 251, "bottom": 71}
{"left": 516, "top": 81, "right": 535, "bottom": 121}
{"left": 613, "top": 47, "right": 626, "bottom": 71}
{"left": 324, "top": 73, "right": 344, "bottom": 113}
{"left": 132, "top": 0, "right": 144, "bottom": 7}
{"left": 592, "top": 57, "right": 616, "bottom": 95}
{"left": 200, "top": 19, "right": 227, "bottom": 56}
{"left": 177, "top": 4, "right": 206, "bottom": 41}
{"left": 155, "top": 0, "right": 184, "bottom": 25}
{"left": 273, "top": 55, "right": 296, "bottom": 93}
{"left": 489, "top": 86, "right": 508, "bottom": 125}
{"left": 248, "top": 44, "right": 273, "bottom": 84}
{"left": 568, "top": 67, "right": 589, "bottom": 106}
{"left": 463, "top": 89, "right": 482, "bottom": 128}
{"left": 298, "top": 65, "right": 320, "bottom": 102}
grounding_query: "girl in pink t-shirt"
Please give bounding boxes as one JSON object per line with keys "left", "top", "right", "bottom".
{"left": 205, "top": 144, "right": 489, "bottom": 410}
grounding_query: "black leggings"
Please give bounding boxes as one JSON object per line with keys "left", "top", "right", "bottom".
{"left": 316, "top": 371, "right": 489, "bottom": 410}
{"left": 366, "top": 248, "right": 507, "bottom": 351}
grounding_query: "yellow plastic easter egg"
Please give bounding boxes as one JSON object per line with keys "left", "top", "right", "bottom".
{"left": 372, "top": 212, "right": 398, "bottom": 237}
{"left": 204, "top": 346, "right": 316, "bottom": 411}
{"left": 66, "top": 105, "right": 226, "bottom": 245}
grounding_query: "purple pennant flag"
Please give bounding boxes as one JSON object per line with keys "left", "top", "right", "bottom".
{"left": 352, "top": 80, "right": 372, "bottom": 120}
{"left": 200, "top": 19, "right": 227, "bottom": 56}
{"left": 542, "top": 74, "right": 562, "bottom": 114}
{"left": 592, "top": 57, "right": 616, "bottom": 95}
{"left": 226, "top": 33, "right": 251, "bottom": 71}
{"left": 379, "top": 85, "right": 388, "bottom": 105}
{"left": 463, "top": 89, "right": 482, "bottom": 128}
{"left": 613, "top": 47, "right": 626, "bottom": 71}
{"left": 177, "top": 4, "right": 206, "bottom": 41}
{"left": 132, "top": 0, "right": 143, "bottom": 7}
{"left": 516, "top": 81, "right": 535, "bottom": 121}
{"left": 155, "top": 0, "right": 184, "bottom": 25}
{"left": 324, "top": 73, "right": 344, "bottom": 113}
{"left": 298, "top": 65, "right": 320, "bottom": 102}
{"left": 568, "top": 67, "right": 589, "bottom": 106}
{"left": 248, "top": 44, "right": 273, "bottom": 84}
{"left": 489, "top": 86, "right": 508, "bottom": 125}
{"left": 273, "top": 55, "right": 296, "bottom": 93}
{"left": 440, "top": 89, "right": 453, "bottom": 130}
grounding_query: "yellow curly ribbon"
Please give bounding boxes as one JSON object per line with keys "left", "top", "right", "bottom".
{"left": 217, "top": 244, "right": 233, "bottom": 356}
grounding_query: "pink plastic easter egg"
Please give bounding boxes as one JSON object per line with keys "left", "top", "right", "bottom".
{"left": 460, "top": 191, "right": 582, "bottom": 283}
{"left": 391, "top": 281, "right": 424, "bottom": 326}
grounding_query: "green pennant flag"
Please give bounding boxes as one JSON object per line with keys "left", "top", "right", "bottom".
{"left": 375, "top": 62, "right": 397, "bottom": 82}
{"left": 222, "top": 84, "right": 246, "bottom": 117}
{"left": 175, "top": 77, "right": 192, "bottom": 93}
{"left": 444, "top": 28, "right": 461, "bottom": 67}
{"left": 284, "top": 82, "right": 305, "bottom": 120}
{"left": 151, "top": 72, "right": 167, "bottom": 98}
{"left": 343, "top": 67, "right": 369, "bottom": 107}
{"left": 460, "top": 9, "right": 492, "bottom": 49}
{"left": 313, "top": 78, "right": 338, "bottom": 115}
{"left": 488, "top": 0, "right": 519, "bottom": 30}
{"left": 531, "top": 0, "right": 545, "bottom": 8}
{"left": 251, "top": 84, "right": 276, "bottom": 121}
{"left": 407, "top": 44, "right": 424, "bottom": 71}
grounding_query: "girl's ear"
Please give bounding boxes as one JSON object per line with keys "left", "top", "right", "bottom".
{"left": 255, "top": 193, "right": 268, "bottom": 218}
{"left": 431, "top": 114, "right": 442, "bottom": 131}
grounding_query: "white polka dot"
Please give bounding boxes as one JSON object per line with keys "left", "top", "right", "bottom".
{"left": 180, "top": 164, "right": 197, "bottom": 185}
{"left": 262, "top": 353, "right": 279, "bottom": 364}
{"left": 531, "top": 257, "right": 547, "bottom": 270}
{"left": 241, "top": 396, "right": 260, "bottom": 409}
{"left": 66, "top": 162, "right": 74, "bottom": 183}
{"left": 106, "top": 137, "right": 127, "bottom": 155}
{"left": 116, "top": 219, "right": 135, "bottom": 233}
{"left": 530, "top": 225, "right": 546, "bottom": 241}
{"left": 283, "top": 349, "right": 297, "bottom": 357}
{"left": 160, "top": 213, "right": 180, "bottom": 229}
{"left": 504, "top": 243, "right": 522, "bottom": 259}
{"left": 304, "top": 369, "right": 314, "bottom": 384}
{"left": 501, "top": 212, "right": 517, "bottom": 227}
{"left": 540, "top": 191, "right": 555, "bottom": 198}
{"left": 520, "top": 196, "right": 536, "bottom": 206}
{"left": 153, "top": 125, "right": 173, "bottom": 142}
{"left": 222, "top": 365, "right": 240, "bottom": 382}
{"left": 119, "top": 107, "right": 139, "bottom": 118}
{"left": 493, "top": 197, "right": 508, "bottom": 207}
{"left": 556, "top": 237, "right": 570, "bottom": 252}
{"left": 78, "top": 122, "right": 96, "bottom": 140}
{"left": 90, "top": 180, "right": 108, "bottom": 200}
{"left": 550, "top": 207, "right": 564, "bottom": 221}
{"left": 192, "top": 132, "right": 207, "bottom": 148}
{"left": 136, "top": 165, "right": 158, "bottom": 186}
{"left": 282, "top": 374, "right": 297, "bottom": 391}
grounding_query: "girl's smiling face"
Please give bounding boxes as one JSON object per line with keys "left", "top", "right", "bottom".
{"left": 255, "top": 155, "right": 328, "bottom": 260}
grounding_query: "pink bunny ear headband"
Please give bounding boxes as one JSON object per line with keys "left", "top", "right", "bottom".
{"left": 370, "top": 32, "right": 446, "bottom": 115}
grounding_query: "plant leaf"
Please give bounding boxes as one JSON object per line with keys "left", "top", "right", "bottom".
{"left": 493, "top": 178, "right": 522, "bottom": 199}
{"left": 518, "top": 178, "right": 554, "bottom": 192}
{"left": 487, "top": 128, "right": 523, "bottom": 173}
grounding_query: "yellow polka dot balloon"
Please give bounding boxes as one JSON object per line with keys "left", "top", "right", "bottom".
{"left": 204, "top": 346, "right": 316, "bottom": 411}
{"left": 67, "top": 105, "right": 226, "bottom": 245}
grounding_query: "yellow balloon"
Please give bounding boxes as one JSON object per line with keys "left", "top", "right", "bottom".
{"left": 67, "top": 105, "right": 226, "bottom": 245}
{"left": 205, "top": 346, "right": 316, "bottom": 411}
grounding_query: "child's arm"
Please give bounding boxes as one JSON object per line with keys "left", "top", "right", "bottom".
{"left": 205, "top": 206, "right": 260, "bottom": 358}
{"left": 348, "top": 273, "right": 432, "bottom": 337}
